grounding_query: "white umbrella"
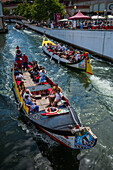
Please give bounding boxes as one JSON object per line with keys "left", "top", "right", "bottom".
{"left": 108, "top": 15, "right": 113, "bottom": 19}
{"left": 58, "top": 19, "right": 68, "bottom": 22}
{"left": 91, "top": 15, "right": 105, "bottom": 19}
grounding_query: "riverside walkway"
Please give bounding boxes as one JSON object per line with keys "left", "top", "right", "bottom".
{"left": 5, "top": 16, "right": 113, "bottom": 63}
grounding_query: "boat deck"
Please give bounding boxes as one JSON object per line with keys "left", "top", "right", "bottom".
{"left": 23, "top": 71, "right": 37, "bottom": 87}
{"left": 23, "top": 71, "right": 50, "bottom": 111}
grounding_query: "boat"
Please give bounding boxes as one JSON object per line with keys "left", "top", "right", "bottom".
{"left": 15, "top": 23, "right": 25, "bottom": 30}
{"left": 42, "top": 36, "right": 93, "bottom": 75}
{"left": 11, "top": 61, "right": 97, "bottom": 149}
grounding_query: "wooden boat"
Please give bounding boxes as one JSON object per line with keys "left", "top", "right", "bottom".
{"left": 42, "top": 37, "right": 93, "bottom": 75}
{"left": 12, "top": 62, "right": 97, "bottom": 149}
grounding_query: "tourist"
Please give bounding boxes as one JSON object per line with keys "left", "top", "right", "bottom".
{"left": 25, "top": 94, "right": 39, "bottom": 113}
{"left": 22, "top": 53, "right": 28, "bottom": 70}
{"left": 38, "top": 67, "right": 47, "bottom": 85}
{"left": 23, "top": 89, "right": 36, "bottom": 104}
{"left": 46, "top": 83, "right": 62, "bottom": 106}
{"left": 15, "top": 46, "right": 22, "bottom": 61}
{"left": 19, "top": 81, "right": 26, "bottom": 96}
{"left": 52, "top": 88, "right": 63, "bottom": 107}
{"left": 16, "top": 57, "right": 22, "bottom": 72}
{"left": 15, "top": 72, "right": 24, "bottom": 80}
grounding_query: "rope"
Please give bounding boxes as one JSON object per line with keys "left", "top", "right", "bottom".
{"left": 68, "top": 105, "right": 79, "bottom": 125}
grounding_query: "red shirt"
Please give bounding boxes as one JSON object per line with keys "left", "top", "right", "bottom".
{"left": 23, "top": 55, "right": 28, "bottom": 63}
{"left": 16, "top": 59, "right": 22, "bottom": 68}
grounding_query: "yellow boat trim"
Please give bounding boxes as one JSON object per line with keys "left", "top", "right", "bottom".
{"left": 42, "top": 36, "right": 56, "bottom": 47}
{"left": 13, "top": 64, "right": 29, "bottom": 114}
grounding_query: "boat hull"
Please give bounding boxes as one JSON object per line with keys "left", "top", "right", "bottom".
{"left": 12, "top": 63, "right": 97, "bottom": 149}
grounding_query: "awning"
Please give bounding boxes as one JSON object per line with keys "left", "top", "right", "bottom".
{"left": 58, "top": 19, "right": 68, "bottom": 22}
{"left": 68, "top": 11, "right": 91, "bottom": 20}
{"left": 91, "top": 15, "right": 105, "bottom": 19}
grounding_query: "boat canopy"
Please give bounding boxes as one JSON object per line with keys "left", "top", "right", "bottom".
{"left": 68, "top": 11, "right": 91, "bottom": 20}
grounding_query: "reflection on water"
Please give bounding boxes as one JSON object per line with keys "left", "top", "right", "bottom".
{"left": 0, "top": 24, "right": 113, "bottom": 170}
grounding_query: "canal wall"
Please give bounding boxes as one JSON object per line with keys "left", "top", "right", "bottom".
{"left": 11, "top": 19, "right": 113, "bottom": 62}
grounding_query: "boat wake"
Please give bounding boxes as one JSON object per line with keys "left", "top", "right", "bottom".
{"left": 38, "top": 46, "right": 42, "bottom": 48}
{"left": 90, "top": 75, "right": 113, "bottom": 98}
{"left": 23, "top": 29, "right": 32, "bottom": 34}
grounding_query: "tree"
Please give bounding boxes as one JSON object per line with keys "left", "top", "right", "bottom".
{"left": 3, "top": 7, "right": 10, "bottom": 16}
{"left": 31, "top": 0, "right": 48, "bottom": 22}
{"left": 13, "top": 3, "right": 31, "bottom": 19}
{"left": 46, "top": 0, "right": 65, "bottom": 20}
{"left": 31, "top": 0, "right": 65, "bottom": 22}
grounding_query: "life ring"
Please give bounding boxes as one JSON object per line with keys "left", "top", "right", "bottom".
{"left": 45, "top": 107, "right": 58, "bottom": 113}
{"left": 18, "top": 102, "right": 23, "bottom": 111}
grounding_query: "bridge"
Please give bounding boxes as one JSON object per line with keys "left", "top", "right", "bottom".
{"left": 3, "top": 15, "right": 27, "bottom": 21}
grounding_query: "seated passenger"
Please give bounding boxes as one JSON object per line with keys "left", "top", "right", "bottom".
{"left": 23, "top": 89, "right": 36, "bottom": 103}
{"left": 52, "top": 89, "right": 63, "bottom": 107}
{"left": 38, "top": 67, "right": 47, "bottom": 85}
{"left": 46, "top": 83, "right": 62, "bottom": 107}
{"left": 25, "top": 94, "right": 39, "bottom": 113}
{"left": 19, "top": 81, "right": 26, "bottom": 96}
{"left": 75, "top": 51, "right": 81, "bottom": 62}
{"left": 14, "top": 68, "right": 19, "bottom": 76}
{"left": 16, "top": 57, "right": 22, "bottom": 72}
{"left": 30, "top": 61, "right": 40, "bottom": 79}
{"left": 15, "top": 72, "right": 24, "bottom": 80}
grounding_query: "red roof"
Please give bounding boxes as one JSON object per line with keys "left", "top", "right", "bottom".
{"left": 68, "top": 11, "right": 91, "bottom": 20}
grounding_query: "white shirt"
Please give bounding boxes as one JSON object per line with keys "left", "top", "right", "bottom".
{"left": 16, "top": 74, "right": 23, "bottom": 80}
{"left": 55, "top": 92, "right": 63, "bottom": 100}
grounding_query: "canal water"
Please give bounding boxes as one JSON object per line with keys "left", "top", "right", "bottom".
{"left": 0, "top": 24, "right": 113, "bottom": 170}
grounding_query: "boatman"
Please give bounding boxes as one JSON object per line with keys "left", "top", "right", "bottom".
{"left": 22, "top": 53, "right": 28, "bottom": 70}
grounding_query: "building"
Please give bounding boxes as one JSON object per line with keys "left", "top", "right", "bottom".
{"left": 62, "top": 0, "right": 113, "bottom": 17}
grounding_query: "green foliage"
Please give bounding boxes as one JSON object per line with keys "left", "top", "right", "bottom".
{"left": 31, "top": 0, "right": 48, "bottom": 21}
{"left": 13, "top": 3, "right": 31, "bottom": 19}
{"left": 31, "top": 0, "right": 65, "bottom": 21}
{"left": 3, "top": 7, "right": 10, "bottom": 15}
{"left": 13, "top": 0, "right": 65, "bottom": 21}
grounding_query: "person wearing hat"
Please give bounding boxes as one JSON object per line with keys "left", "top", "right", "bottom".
{"left": 46, "top": 83, "right": 62, "bottom": 107}
{"left": 22, "top": 53, "right": 28, "bottom": 70}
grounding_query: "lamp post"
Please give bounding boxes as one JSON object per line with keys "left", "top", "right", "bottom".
{"left": 74, "top": 6, "right": 76, "bottom": 15}
{"left": 104, "top": 9, "right": 106, "bottom": 17}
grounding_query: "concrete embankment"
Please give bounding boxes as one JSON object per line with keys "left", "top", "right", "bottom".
{"left": 12, "top": 19, "right": 113, "bottom": 62}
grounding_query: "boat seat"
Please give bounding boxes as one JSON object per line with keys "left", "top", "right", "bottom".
{"left": 27, "top": 84, "right": 52, "bottom": 92}
{"left": 34, "top": 95, "right": 42, "bottom": 99}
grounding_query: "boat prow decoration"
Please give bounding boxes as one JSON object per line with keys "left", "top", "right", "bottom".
{"left": 42, "top": 36, "right": 56, "bottom": 47}
{"left": 42, "top": 36, "right": 93, "bottom": 75}
{"left": 12, "top": 60, "right": 97, "bottom": 149}
{"left": 85, "top": 52, "right": 93, "bottom": 75}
